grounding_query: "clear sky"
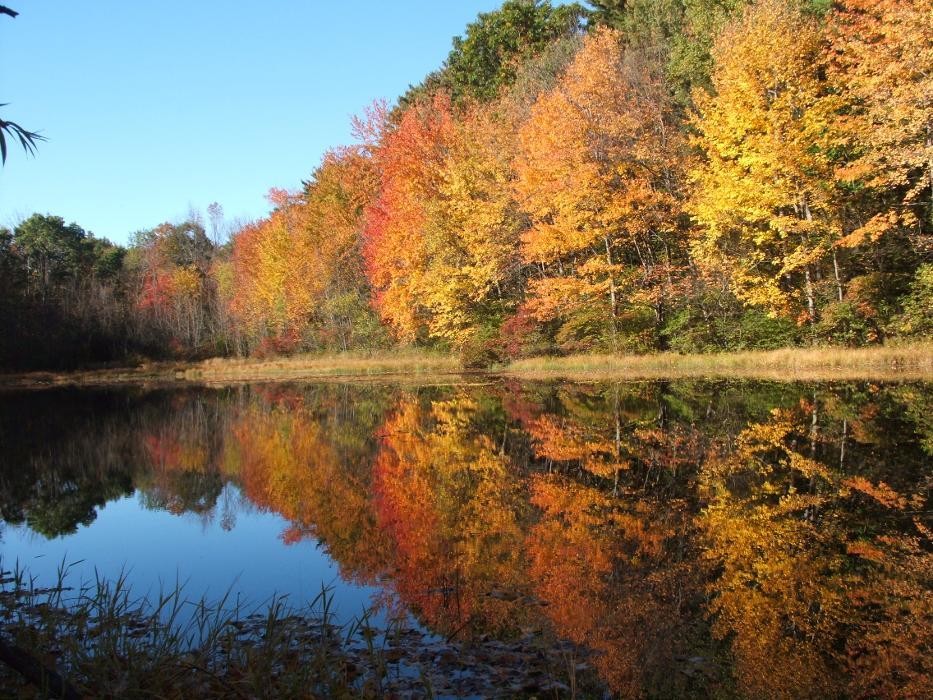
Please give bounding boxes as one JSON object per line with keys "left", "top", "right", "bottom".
{"left": 0, "top": 1, "right": 508, "bottom": 244}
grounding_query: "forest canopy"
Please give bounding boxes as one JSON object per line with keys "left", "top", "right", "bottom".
{"left": 1, "top": 0, "right": 930, "bottom": 370}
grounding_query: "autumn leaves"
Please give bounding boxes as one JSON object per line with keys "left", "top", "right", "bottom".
{"left": 690, "top": 0, "right": 931, "bottom": 331}
{"left": 228, "top": 0, "right": 931, "bottom": 359}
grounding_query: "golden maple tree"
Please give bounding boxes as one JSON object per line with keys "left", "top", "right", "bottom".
{"left": 689, "top": 0, "right": 846, "bottom": 323}
{"left": 513, "top": 27, "right": 687, "bottom": 351}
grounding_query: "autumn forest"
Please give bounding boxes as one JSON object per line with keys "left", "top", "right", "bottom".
{"left": 2, "top": 0, "right": 931, "bottom": 372}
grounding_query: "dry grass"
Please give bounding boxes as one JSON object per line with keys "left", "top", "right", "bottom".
{"left": 188, "top": 349, "right": 461, "bottom": 383}
{"left": 501, "top": 342, "right": 933, "bottom": 381}
{"left": 3, "top": 344, "right": 932, "bottom": 389}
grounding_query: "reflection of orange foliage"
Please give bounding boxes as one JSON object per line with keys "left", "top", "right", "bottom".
{"left": 228, "top": 396, "right": 391, "bottom": 585}
{"left": 844, "top": 533, "right": 932, "bottom": 700}
{"left": 842, "top": 475, "right": 908, "bottom": 510}
{"left": 144, "top": 434, "right": 209, "bottom": 473}
{"left": 527, "top": 415, "right": 628, "bottom": 479}
{"left": 631, "top": 426, "right": 705, "bottom": 479}
{"left": 371, "top": 394, "right": 530, "bottom": 636}
{"left": 527, "top": 478, "right": 615, "bottom": 641}
{"left": 498, "top": 380, "right": 544, "bottom": 427}
{"left": 527, "top": 473, "right": 701, "bottom": 696}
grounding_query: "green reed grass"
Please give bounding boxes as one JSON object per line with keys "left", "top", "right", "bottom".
{"left": 0, "top": 559, "right": 390, "bottom": 698}
{"left": 0, "top": 559, "right": 599, "bottom": 698}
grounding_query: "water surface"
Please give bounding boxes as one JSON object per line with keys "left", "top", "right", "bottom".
{"left": 1, "top": 380, "right": 930, "bottom": 697}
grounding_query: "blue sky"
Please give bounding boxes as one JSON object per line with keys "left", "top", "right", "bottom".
{"left": 0, "top": 1, "right": 509, "bottom": 244}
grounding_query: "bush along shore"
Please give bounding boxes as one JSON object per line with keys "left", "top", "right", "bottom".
{"left": 0, "top": 563, "right": 604, "bottom": 699}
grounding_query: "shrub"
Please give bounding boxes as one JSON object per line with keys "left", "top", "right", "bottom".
{"left": 893, "top": 264, "right": 933, "bottom": 337}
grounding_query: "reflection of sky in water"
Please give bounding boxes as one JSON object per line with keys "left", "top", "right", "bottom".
{"left": 1, "top": 484, "right": 387, "bottom": 627}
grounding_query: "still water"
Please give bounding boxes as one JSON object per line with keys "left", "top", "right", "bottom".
{"left": 1, "top": 380, "right": 930, "bottom": 697}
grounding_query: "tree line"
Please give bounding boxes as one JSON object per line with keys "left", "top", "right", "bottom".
{"left": 2, "top": 0, "right": 929, "bottom": 370}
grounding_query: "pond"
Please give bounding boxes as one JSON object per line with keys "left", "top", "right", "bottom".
{"left": 1, "top": 379, "right": 930, "bottom": 697}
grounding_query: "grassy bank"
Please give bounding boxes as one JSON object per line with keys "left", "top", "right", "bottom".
{"left": 187, "top": 349, "right": 461, "bottom": 383}
{"left": 1, "top": 344, "right": 932, "bottom": 389}
{"left": 501, "top": 343, "right": 933, "bottom": 381}
{"left": 0, "top": 563, "right": 598, "bottom": 699}
{"left": 0, "top": 350, "right": 462, "bottom": 390}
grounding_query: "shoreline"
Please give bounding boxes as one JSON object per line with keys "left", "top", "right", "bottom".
{"left": 1, "top": 343, "right": 932, "bottom": 389}
{"left": 500, "top": 343, "right": 933, "bottom": 382}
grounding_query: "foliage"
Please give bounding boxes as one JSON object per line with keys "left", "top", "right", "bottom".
{"left": 689, "top": 0, "right": 844, "bottom": 324}
{"left": 0, "top": 106, "right": 44, "bottom": 164}
{"left": 0, "top": 216, "right": 133, "bottom": 370}
{"left": 828, "top": 0, "right": 933, "bottom": 249}
{"left": 230, "top": 149, "right": 384, "bottom": 354}
{"left": 1, "top": 8, "right": 45, "bottom": 164}
{"left": 127, "top": 219, "right": 221, "bottom": 355}
{"left": 514, "top": 28, "right": 687, "bottom": 352}
{"left": 892, "top": 264, "right": 933, "bottom": 337}
{"left": 363, "top": 94, "right": 456, "bottom": 344}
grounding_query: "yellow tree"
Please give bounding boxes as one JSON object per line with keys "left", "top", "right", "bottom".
{"left": 297, "top": 147, "right": 380, "bottom": 350}
{"left": 828, "top": 0, "right": 932, "bottom": 248}
{"left": 689, "top": 0, "right": 844, "bottom": 324}
{"left": 513, "top": 28, "right": 686, "bottom": 351}
{"left": 363, "top": 94, "right": 522, "bottom": 354}
{"left": 417, "top": 106, "right": 522, "bottom": 352}
{"left": 230, "top": 148, "right": 378, "bottom": 352}
{"left": 230, "top": 190, "right": 310, "bottom": 349}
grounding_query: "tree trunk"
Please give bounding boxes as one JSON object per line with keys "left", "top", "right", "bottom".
{"left": 832, "top": 247, "right": 844, "bottom": 302}
{"left": 604, "top": 236, "right": 618, "bottom": 352}
{"left": 804, "top": 267, "right": 817, "bottom": 331}
{"left": 800, "top": 196, "right": 821, "bottom": 323}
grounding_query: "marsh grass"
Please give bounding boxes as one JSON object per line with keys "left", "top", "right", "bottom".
{"left": 0, "top": 560, "right": 374, "bottom": 698}
{"left": 189, "top": 349, "right": 461, "bottom": 383}
{"left": 0, "top": 561, "right": 601, "bottom": 698}
{"left": 8, "top": 342, "right": 926, "bottom": 390}
{"left": 500, "top": 342, "right": 933, "bottom": 381}
{"left": 0, "top": 350, "right": 463, "bottom": 390}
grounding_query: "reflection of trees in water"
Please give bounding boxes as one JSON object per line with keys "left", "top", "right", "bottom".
{"left": 135, "top": 391, "right": 231, "bottom": 521}
{"left": 0, "top": 387, "right": 250, "bottom": 536}
{"left": 512, "top": 382, "right": 722, "bottom": 696}
{"left": 1, "top": 380, "right": 929, "bottom": 696}
{"left": 224, "top": 384, "right": 394, "bottom": 586}
{"left": 370, "top": 392, "right": 532, "bottom": 636}
{"left": 0, "top": 389, "right": 140, "bottom": 537}
{"left": 700, "top": 392, "right": 932, "bottom": 699}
